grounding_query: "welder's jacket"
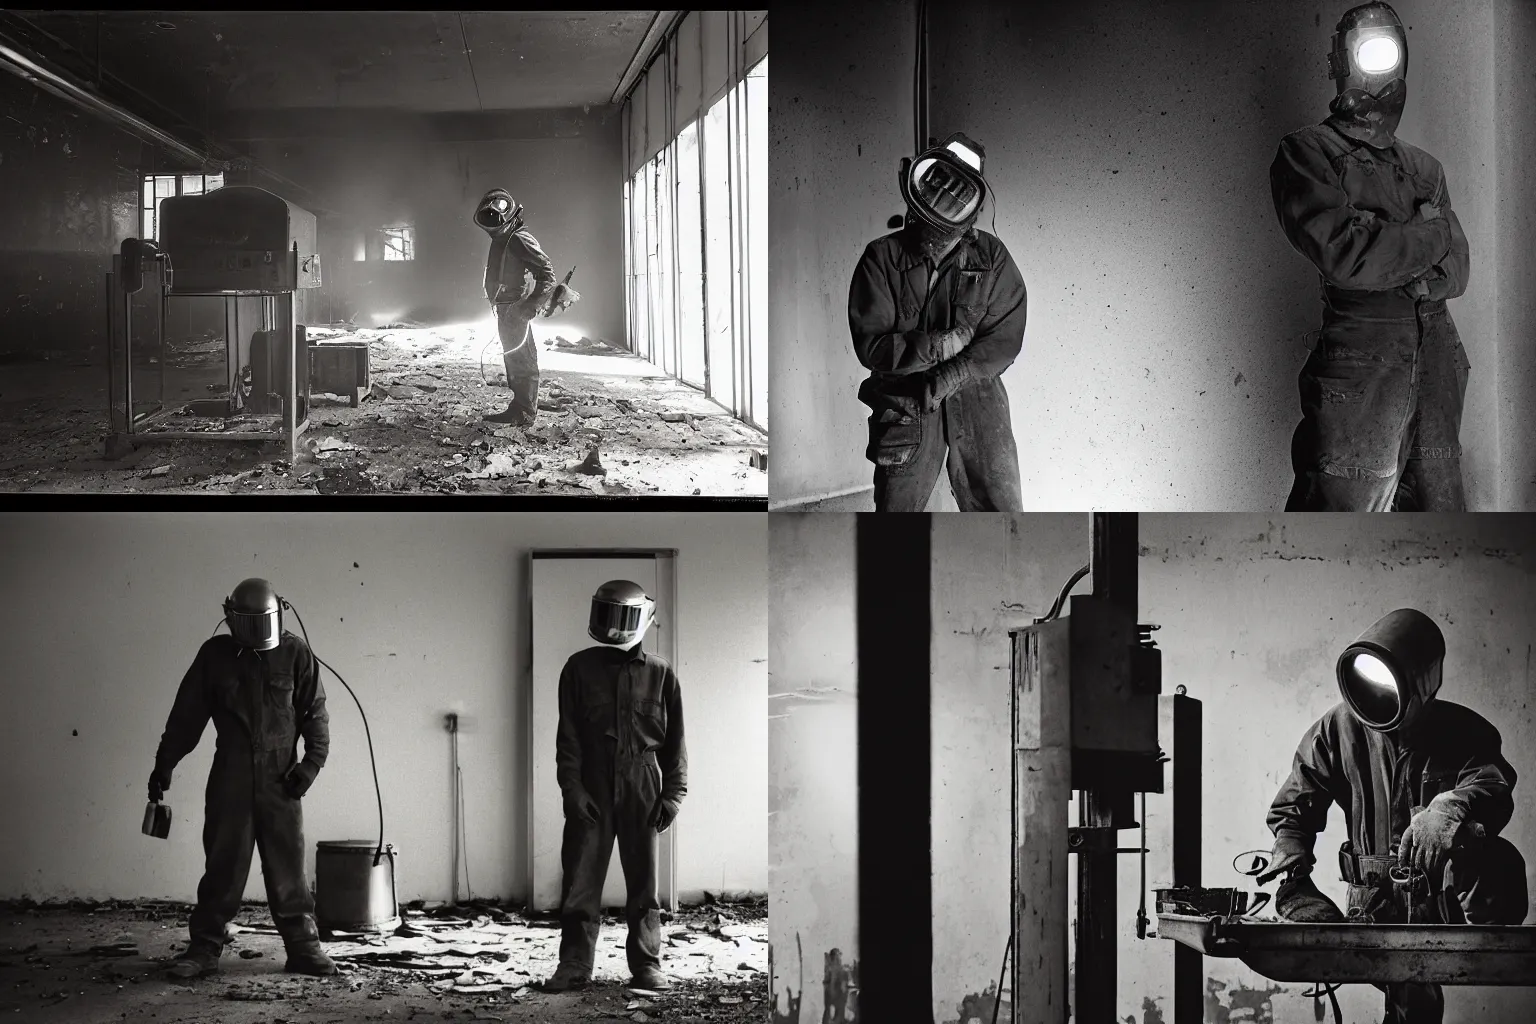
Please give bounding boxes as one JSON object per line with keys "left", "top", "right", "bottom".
{"left": 485, "top": 224, "right": 557, "bottom": 309}
{"left": 1271, "top": 119, "right": 1470, "bottom": 319}
{"left": 1267, "top": 701, "right": 1516, "bottom": 865}
{"left": 848, "top": 227, "right": 1028, "bottom": 416}
{"left": 155, "top": 633, "right": 329, "bottom": 832}
{"left": 555, "top": 644, "right": 687, "bottom": 815}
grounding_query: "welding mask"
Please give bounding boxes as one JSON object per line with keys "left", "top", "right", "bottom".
{"left": 475, "top": 188, "right": 523, "bottom": 235}
{"left": 1336, "top": 608, "right": 1444, "bottom": 733}
{"left": 898, "top": 133, "right": 987, "bottom": 242}
{"left": 588, "top": 579, "right": 655, "bottom": 650}
{"left": 1327, "top": 2, "right": 1409, "bottom": 149}
{"left": 224, "top": 578, "right": 283, "bottom": 651}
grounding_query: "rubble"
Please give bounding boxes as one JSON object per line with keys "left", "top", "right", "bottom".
{"left": 0, "top": 324, "right": 768, "bottom": 496}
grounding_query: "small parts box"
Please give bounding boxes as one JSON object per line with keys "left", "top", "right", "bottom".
{"left": 310, "top": 342, "right": 372, "bottom": 408}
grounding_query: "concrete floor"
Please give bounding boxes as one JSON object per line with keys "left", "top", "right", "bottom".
{"left": 0, "top": 902, "right": 767, "bottom": 1023}
{"left": 0, "top": 322, "right": 768, "bottom": 497}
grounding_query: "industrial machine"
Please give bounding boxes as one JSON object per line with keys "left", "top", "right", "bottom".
{"left": 1012, "top": 513, "right": 1536, "bottom": 1024}
{"left": 105, "top": 184, "right": 322, "bottom": 461}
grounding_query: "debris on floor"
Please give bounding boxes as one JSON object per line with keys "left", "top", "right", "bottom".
{"left": 0, "top": 323, "right": 768, "bottom": 496}
{"left": 0, "top": 895, "right": 766, "bottom": 1022}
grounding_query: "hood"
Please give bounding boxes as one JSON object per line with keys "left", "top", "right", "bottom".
{"left": 1336, "top": 608, "right": 1444, "bottom": 733}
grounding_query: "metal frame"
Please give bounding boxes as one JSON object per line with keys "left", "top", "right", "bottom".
{"left": 105, "top": 245, "right": 311, "bottom": 462}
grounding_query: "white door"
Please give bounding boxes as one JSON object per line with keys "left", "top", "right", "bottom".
{"left": 529, "top": 553, "right": 677, "bottom": 912}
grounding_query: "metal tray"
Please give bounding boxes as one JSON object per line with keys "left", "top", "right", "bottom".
{"left": 1157, "top": 913, "right": 1536, "bottom": 985}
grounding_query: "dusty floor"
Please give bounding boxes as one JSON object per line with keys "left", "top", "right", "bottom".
{"left": 0, "top": 898, "right": 767, "bottom": 1023}
{"left": 0, "top": 322, "right": 768, "bottom": 496}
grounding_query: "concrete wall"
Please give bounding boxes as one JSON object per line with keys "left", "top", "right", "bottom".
{"left": 768, "top": 0, "right": 916, "bottom": 506}
{"left": 772, "top": 0, "right": 1536, "bottom": 512}
{"left": 0, "top": 71, "right": 144, "bottom": 359}
{"left": 0, "top": 511, "right": 766, "bottom": 906}
{"left": 768, "top": 512, "right": 858, "bottom": 1024}
{"left": 922, "top": 514, "right": 1536, "bottom": 1024}
{"left": 236, "top": 108, "right": 625, "bottom": 343}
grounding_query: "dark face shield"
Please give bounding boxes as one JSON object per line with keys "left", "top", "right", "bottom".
{"left": 899, "top": 133, "right": 987, "bottom": 233}
{"left": 588, "top": 579, "right": 655, "bottom": 647}
{"left": 225, "top": 578, "right": 283, "bottom": 651}
{"left": 1327, "top": 2, "right": 1409, "bottom": 148}
{"left": 1336, "top": 608, "right": 1444, "bottom": 732}
{"left": 475, "top": 190, "right": 521, "bottom": 234}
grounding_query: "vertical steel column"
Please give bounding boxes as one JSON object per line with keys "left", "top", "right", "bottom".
{"left": 279, "top": 290, "right": 297, "bottom": 459}
{"left": 857, "top": 514, "right": 932, "bottom": 1023}
{"left": 1075, "top": 512, "right": 1139, "bottom": 1024}
{"left": 1170, "top": 692, "right": 1203, "bottom": 1024}
{"left": 1012, "top": 623, "right": 1072, "bottom": 1024}
{"left": 106, "top": 257, "right": 128, "bottom": 437}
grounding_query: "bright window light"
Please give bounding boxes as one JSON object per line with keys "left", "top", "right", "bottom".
{"left": 383, "top": 226, "right": 414, "bottom": 261}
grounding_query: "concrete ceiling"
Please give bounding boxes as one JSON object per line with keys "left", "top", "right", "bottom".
{"left": 16, "top": 11, "right": 657, "bottom": 114}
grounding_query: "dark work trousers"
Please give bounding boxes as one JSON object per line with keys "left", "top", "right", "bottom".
{"left": 1285, "top": 300, "right": 1469, "bottom": 511}
{"left": 557, "top": 755, "right": 664, "bottom": 975}
{"left": 1348, "top": 836, "right": 1529, "bottom": 1024}
{"left": 871, "top": 376, "right": 1023, "bottom": 512}
{"left": 495, "top": 303, "right": 540, "bottom": 419}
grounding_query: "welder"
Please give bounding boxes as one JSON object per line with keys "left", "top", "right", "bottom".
{"left": 1260, "top": 608, "right": 1528, "bottom": 1023}
{"left": 148, "top": 578, "right": 337, "bottom": 979}
{"left": 476, "top": 188, "right": 558, "bottom": 427}
{"left": 1271, "top": 2, "right": 1472, "bottom": 511}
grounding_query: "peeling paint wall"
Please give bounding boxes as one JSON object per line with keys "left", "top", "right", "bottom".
{"left": 925, "top": 514, "right": 1536, "bottom": 1024}
{"left": 0, "top": 72, "right": 143, "bottom": 358}
{"left": 769, "top": 512, "right": 859, "bottom": 1023}
{"left": 236, "top": 108, "right": 624, "bottom": 341}
{"left": 0, "top": 512, "right": 766, "bottom": 906}
{"left": 773, "top": 0, "right": 1536, "bottom": 511}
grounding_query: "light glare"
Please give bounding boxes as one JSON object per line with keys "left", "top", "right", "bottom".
{"left": 1356, "top": 36, "right": 1401, "bottom": 74}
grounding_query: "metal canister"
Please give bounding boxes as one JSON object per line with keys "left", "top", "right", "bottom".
{"left": 141, "top": 801, "right": 172, "bottom": 839}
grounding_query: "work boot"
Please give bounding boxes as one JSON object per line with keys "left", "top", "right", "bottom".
{"left": 1276, "top": 874, "right": 1346, "bottom": 922}
{"left": 629, "top": 967, "right": 673, "bottom": 992}
{"left": 284, "top": 942, "right": 338, "bottom": 976}
{"left": 483, "top": 403, "right": 535, "bottom": 426}
{"left": 168, "top": 944, "right": 222, "bottom": 979}
{"left": 542, "top": 962, "right": 591, "bottom": 992}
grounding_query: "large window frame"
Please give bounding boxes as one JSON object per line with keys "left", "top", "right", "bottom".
{"left": 624, "top": 54, "right": 767, "bottom": 431}
{"left": 140, "top": 172, "right": 224, "bottom": 241}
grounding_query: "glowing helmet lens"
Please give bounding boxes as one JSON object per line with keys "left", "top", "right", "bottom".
{"left": 1340, "top": 650, "right": 1400, "bottom": 726}
{"left": 1356, "top": 35, "right": 1401, "bottom": 73}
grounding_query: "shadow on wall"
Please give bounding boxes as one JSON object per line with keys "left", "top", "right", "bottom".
{"left": 769, "top": 936, "right": 859, "bottom": 1024}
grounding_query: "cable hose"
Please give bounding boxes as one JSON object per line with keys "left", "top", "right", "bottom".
{"left": 458, "top": 763, "right": 472, "bottom": 901}
{"left": 285, "top": 601, "right": 388, "bottom": 868}
{"left": 990, "top": 931, "right": 1011, "bottom": 1024}
{"left": 1044, "top": 563, "right": 1091, "bottom": 621}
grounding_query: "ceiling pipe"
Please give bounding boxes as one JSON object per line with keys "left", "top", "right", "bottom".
{"left": 611, "top": 9, "right": 684, "bottom": 106}
{"left": 0, "top": 33, "right": 221, "bottom": 169}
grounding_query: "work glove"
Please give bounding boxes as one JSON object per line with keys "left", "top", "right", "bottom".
{"left": 935, "top": 324, "right": 973, "bottom": 362}
{"left": 282, "top": 762, "right": 319, "bottom": 800}
{"left": 1255, "top": 832, "right": 1314, "bottom": 885}
{"left": 1275, "top": 874, "right": 1345, "bottom": 923}
{"left": 651, "top": 798, "right": 680, "bottom": 835}
{"left": 564, "top": 788, "right": 600, "bottom": 825}
{"left": 147, "top": 767, "right": 173, "bottom": 803}
{"left": 1416, "top": 201, "right": 1443, "bottom": 223}
{"left": 922, "top": 359, "right": 975, "bottom": 413}
{"left": 1399, "top": 794, "right": 1480, "bottom": 877}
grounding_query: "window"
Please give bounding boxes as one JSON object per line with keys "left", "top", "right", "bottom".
{"left": 622, "top": 54, "right": 768, "bottom": 430}
{"left": 382, "top": 226, "right": 414, "bottom": 261}
{"left": 140, "top": 172, "right": 224, "bottom": 240}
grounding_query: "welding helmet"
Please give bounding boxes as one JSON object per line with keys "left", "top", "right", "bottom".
{"left": 1336, "top": 608, "right": 1444, "bottom": 733}
{"left": 898, "top": 132, "right": 988, "bottom": 234}
{"left": 588, "top": 579, "right": 655, "bottom": 649}
{"left": 224, "top": 578, "right": 283, "bottom": 651}
{"left": 1327, "top": 2, "right": 1409, "bottom": 149}
{"left": 474, "top": 188, "right": 523, "bottom": 234}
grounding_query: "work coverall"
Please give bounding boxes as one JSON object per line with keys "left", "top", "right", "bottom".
{"left": 1271, "top": 120, "right": 1472, "bottom": 511}
{"left": 555, "top": 643, "right": 687, "bottom": 977}
{"left": 485, "top": 224, "right": 557, "bottom": 421}
{"left": 1268, "top": 701, "right": 1528, "bottom": 1024}
{"left": 154, "top": 633, "right": 330, "bottom": 955}
{"left": 848, "top": 227, "right": 1028, "bottom": 512}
